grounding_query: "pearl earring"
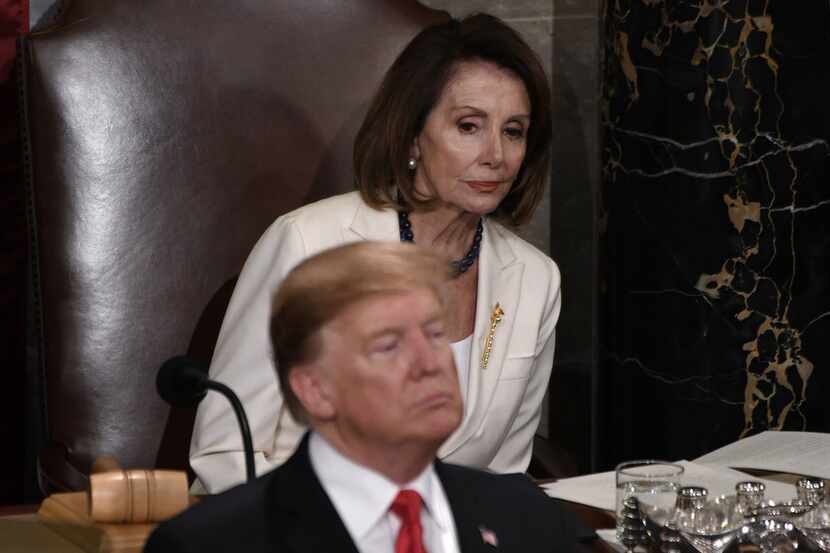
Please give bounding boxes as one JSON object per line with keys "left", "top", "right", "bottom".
{"left": 407, "top": 158, "right": 417, "bottom": 171}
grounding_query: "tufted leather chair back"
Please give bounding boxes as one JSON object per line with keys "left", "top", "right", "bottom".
{"left": 19, "top": 0, "right": 447, "bottom": 493}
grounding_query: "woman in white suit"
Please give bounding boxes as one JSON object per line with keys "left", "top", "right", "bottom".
{"left": 190, "top": 13, "right": 562, "bottom": 493}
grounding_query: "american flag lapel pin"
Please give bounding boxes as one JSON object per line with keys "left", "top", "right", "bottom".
{"left": 479, "top": 525, "right": 499, "bottom": 547}
{"left": 480, "top": 303, "right": 504, "bottom": 370}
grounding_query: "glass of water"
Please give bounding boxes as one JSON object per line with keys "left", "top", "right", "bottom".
{"left": 616, "top": 460, "right": 684, "bottom": 541}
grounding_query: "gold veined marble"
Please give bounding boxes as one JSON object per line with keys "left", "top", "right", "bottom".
{"left": 617, "top": 32, "right": 640, "bottom": 103}
{"left": 602, "top": 0, "right": 830, "bottom": 455}
{"left": 741, "top": 318, "right": 814, "bottom": 436}
{"left": 723, "top": 192, "right": 760, "bottom": 234}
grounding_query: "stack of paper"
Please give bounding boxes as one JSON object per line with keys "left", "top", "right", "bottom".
{"left": 694, "top": 431, "right": 830, "bottom": 479}
{"left": 542, "top": 460, "right": 796, "bottom": 512}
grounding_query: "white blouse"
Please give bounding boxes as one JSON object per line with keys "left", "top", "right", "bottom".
{"left": 450, "top": 335, "right": 473, "bottom": 412}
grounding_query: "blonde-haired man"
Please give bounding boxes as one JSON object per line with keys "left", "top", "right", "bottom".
{"left": 146, "top": 242, "right": 593, "bottom": 553}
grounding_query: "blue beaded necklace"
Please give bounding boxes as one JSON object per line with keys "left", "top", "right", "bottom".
{"left": 397, "top": 210, "right": 483, "bottom": 275}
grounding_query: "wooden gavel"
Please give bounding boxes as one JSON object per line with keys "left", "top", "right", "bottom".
{"left": 88, "top": 456, "right": 190, "bottom": 524}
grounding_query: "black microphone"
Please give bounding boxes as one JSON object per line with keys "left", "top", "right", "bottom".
{"left": 157, "top": 355, "right": 256, "bottom": 484}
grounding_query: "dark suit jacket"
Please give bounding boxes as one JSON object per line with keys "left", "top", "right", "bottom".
{"left": 145, "top": 435, "right": 596, "bottom": 552}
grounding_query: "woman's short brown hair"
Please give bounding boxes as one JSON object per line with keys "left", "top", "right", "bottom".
{"left": 269, "top": 241, "right": 454, "bottom": 423}
{"left": 354, "top": 13, "right": 552, "bottom": 227}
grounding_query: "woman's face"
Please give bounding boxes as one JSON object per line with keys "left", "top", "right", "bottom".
{"left": 411, "top": 59, "right": 531, "bottom": 217}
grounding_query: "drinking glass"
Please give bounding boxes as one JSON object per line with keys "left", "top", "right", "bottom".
{"left": 735, "top": 481, "right": 766, "bottom": 516}
{"left": 615, "top": 460, "right": 684, "bottom": 542}
{"left": 674, "top": 490, "right": 742, "bottom": 553}
{"left": 793, "top": 480, "right": 830, "bottom": 552}
{"left": 796, "top": 477, "right": 826, "bottom": 506}
{"left": 743, "top": 517, "right": 800, "bottom": 553}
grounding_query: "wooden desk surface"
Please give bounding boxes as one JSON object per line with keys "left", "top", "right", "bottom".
{"left": 575, "top": 506, "right": 617, "bottom": 552}
{"left": 0, "top": 517, "right": 86, "bottom": 553}
{"left": 566, "top": 500, "right": 615, "bottom": 529}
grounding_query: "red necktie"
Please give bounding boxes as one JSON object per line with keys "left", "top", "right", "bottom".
{"left": 390, "top": 489, "right": 428, "bottom": 553}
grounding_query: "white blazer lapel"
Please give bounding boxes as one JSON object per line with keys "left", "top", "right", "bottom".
{"left": 439, "top": 219, "right": 524, "bottom": 458}
{"left": 344, "top": 196, "right": 398, "bottom": 241}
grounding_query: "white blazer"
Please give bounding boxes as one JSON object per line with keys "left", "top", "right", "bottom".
{"left": 190, "top": 192, "right": 562, "bottom": 493}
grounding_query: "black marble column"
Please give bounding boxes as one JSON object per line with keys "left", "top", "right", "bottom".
{"left": 549, "top": 0, "right": 602, "bottom": 474}
{"left": 600, "top": 0, "right": 830, "bottom": 467}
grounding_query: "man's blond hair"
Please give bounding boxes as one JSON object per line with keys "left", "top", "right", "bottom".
{"left": 269, "top": 241, "right": 454, "bottom": 423}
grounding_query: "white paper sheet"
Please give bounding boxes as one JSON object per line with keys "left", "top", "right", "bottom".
{"left": 595, "top": 529, "right": 624, "bottom": 552}
{"left": 694, "top": 431, "right": 830, "bottom": 479}
{"left": 541, "top": 460, "right": 795, "bottom": 512}
{"left": 542, "top": 467, "right": 616, "bottom": 511}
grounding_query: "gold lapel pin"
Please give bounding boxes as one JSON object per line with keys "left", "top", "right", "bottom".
{"left": 481, "top": 303, "right": 504, "bottom": 370}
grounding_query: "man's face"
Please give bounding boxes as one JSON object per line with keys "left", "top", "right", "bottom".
{"left": 309, "top": 287, "right": 463, "bottom": 455}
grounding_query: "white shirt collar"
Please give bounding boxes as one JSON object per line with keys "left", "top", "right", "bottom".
{"left": 308, "top": 432, "right": 449, "bottom": 541}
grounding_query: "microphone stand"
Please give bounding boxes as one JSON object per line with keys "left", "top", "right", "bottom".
{"left": 203, "top": 380, "right": 256, "bottom": 484}
{"left": 156, "top": 357, "right": 257, "bottom": 485}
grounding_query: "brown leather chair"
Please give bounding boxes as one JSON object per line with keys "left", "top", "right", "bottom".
{"left": 19, "top": 0, "right": 448, "bottom": 494}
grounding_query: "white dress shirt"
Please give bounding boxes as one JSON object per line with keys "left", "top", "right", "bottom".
{"left": 449, "top": 335, "right": 473, "bottom": 411}
{"left": 309, "top": 433, "right": 461, "bottom": 553}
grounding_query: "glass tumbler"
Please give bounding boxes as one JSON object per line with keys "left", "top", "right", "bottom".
{"left": 615, "top": 460, "right": 684, "bottom": 541}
